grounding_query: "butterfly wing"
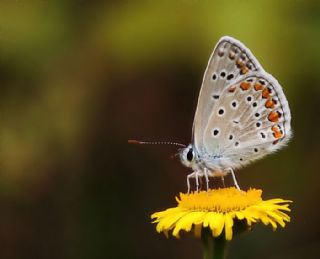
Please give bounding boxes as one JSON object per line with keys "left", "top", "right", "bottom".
{"left": 202, "top": 72, "right": 292, "bottom": 170}
{"left": 193, "top": 36, "right": 264, "bottom": 152}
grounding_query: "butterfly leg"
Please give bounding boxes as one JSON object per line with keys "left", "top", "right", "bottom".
{"left": 187, "top": 171, "right": 201, "bottom": 193}
{"left": 203, "top": 168, "right": 210, "bottom": 191}
{"left": 225, "top": 168, "right": 241, "bottom": 190}
{"left": 221, "top": 176, "right": 225, "bottom": 188}
{"left": 187, "top": 172, "right": 195, "bottom": 194}
{"left": 195, "top": 171, "right": 200, "bottom": 192}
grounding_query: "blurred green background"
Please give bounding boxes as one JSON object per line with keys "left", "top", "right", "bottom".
{"left": 0, "top": 0, "right": 319, "bottom": 258}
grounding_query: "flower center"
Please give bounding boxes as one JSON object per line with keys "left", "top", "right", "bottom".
{"left": 177, "top": 187, "right": 263, "bottom": 213}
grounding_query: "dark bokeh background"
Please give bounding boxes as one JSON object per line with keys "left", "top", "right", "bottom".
{"left": 0, "top": 0, "right": 319, "bottom": 258}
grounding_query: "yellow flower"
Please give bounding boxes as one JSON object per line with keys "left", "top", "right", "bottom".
{"left": 151, "top": 187, "right": 291, "bottom": 240}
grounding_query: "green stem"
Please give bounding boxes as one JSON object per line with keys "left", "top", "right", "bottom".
{"left": 202, "top": 229, "right": 228, "bottom": 259}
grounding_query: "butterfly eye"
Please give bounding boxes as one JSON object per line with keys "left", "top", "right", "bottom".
{"left": 187, "top": 149, "right": 194, "bottom": 161}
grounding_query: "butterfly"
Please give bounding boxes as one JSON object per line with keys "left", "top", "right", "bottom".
{"left": 129, "top": 36, "right": 292, "bottom": 193}
{"left": 178, "top": 36, "right": 292, "bottom": 192}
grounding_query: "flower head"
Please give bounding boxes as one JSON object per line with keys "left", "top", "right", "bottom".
{"left": 151, "top": 187, "right": 291, "bottom": 240}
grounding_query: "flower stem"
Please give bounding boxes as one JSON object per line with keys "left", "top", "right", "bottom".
{"left": 202, "top": 229, "right": 227, "bottom": 259}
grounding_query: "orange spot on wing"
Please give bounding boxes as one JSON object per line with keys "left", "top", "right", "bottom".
{"left": 262, "top": 88, "right": 271, "bottom": 98}
{"left": 268, "top": 111, "right": 281, "bottom": 122}
{"left": 254, "top": 83, "right": 263, "bottom": 91}
{"left": 265, "top": 99, "right": 275, "bottom": 108}
{"left": 240, "top": 66, "right": 249, "bottom": 75}
{"left": 271, "top": 125, "right": 283, "bottom": 139}
{"left": 274, "top": 131, "right": 282, "bottom": 138}
{"left": 236, "top": 58, "right": 249, "bottom": 74}
{"left": 236, "top": 59, "right": 245, "bottom": 68}
{"left": 240, "top": 81, "right": 251, "bottom": 90}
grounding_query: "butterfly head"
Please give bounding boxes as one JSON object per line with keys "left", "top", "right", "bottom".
{"left": 179, "top": 144, "right": 197, "bottom": 169}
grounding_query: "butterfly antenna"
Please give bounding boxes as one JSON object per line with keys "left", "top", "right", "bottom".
{"left": 128, "top": 139, "right": 186, "bottom": 148}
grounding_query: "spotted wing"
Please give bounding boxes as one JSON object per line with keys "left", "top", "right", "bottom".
{"left": 202, "top": 72, "right": 292, "bottom": 170}
{"left": 193, "top": 36, "right": 263, "bottom": 152}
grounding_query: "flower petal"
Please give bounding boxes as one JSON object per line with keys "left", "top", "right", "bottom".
{"left": 224, "top": 213, "right": 234, "bottom": 240}
{"left": 172, "top": 212, "right": 205, "bottom": 238}
{"left": 156, "top": 211, "right": 189, "bottom": 233}
{"left": 209, "top": 213, "right": 225, "bottom": 237}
